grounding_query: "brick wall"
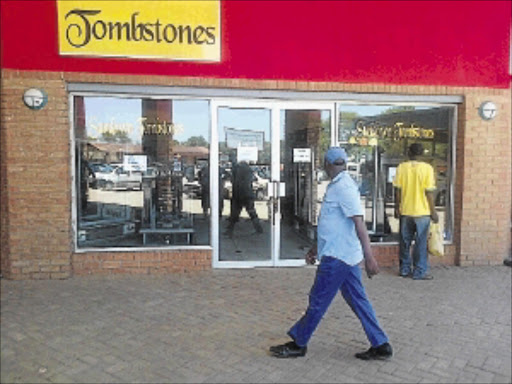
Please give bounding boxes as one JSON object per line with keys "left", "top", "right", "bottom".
{"left": 73, "top": 250, "right": 211, "bottom": 275}
{"left": 0, "top": 75, "right": 9, "bottom": 276}
{"left": 372, "top": 244, "right": 458, "bottom": 269}
{"left": 1, "top": 69, "right": 510, "bottom": 279}
{"left": 458, "top": 92, "right": 512, "bottom": 266}
{"left": 1, "top": 70, "right": 72, "bottom": 279}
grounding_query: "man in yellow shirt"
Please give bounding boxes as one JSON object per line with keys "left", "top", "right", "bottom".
{"left": 393, "top": 143, "right": 438, "bottom": 280}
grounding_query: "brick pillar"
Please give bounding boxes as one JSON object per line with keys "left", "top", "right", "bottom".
{"left": 0, "top": 69, "right": 72, "bottom": 279}
{"left": 459, "top": 91, "right": 512, "bottom": 265}
{"left": 141, "top": 100, "right": 178, "bottom": 216}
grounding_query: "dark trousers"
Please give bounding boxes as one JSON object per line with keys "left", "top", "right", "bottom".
{"left": 228, "top": 197, "right": 258, "bottom": 224}
{"left": 227, "top": 197, "right": 261, "bottom": 232}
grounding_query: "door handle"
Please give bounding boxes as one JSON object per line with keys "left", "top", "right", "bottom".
{"left": 271, "top": 181, "right": 276, "bottom": 226}
{"left": 270, "top": 181, "right": 279, "bottom": 226}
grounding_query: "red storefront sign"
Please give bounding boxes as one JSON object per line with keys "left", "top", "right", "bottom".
{"left": 0, "top": 0, "right": 510, "bottom": 87}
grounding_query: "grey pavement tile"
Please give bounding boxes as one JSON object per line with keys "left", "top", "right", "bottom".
{"left": 1, "top": 266, "right": 511, "bottom": 384}
{"left": 315, "top": 371, "right": 362, "bottom": 383}
{"left": 388, "top": 368, "right": 423, "bottom": 383}
{"left": 454, "top": 372, "right": 477, "bottom": 383}
{"left": 492, "top": 374, "right": 512, "bottom": 383}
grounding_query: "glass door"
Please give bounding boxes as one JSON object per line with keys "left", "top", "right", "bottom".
{"left": 277, "top": 106, "right": 334, "bottom": 266}
{"left": 211, "top": 100, "right": 335, "bottom": 268}
{"left": 213, "top": 102, "right": 274, "bottom": 267}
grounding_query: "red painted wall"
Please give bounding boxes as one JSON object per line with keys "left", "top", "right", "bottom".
{"left": 1, "top": 0, "right": 510, "bottom": 88}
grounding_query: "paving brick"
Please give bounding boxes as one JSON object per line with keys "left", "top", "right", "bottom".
{"left": 1, "top": 265, "right": 511, "bottom": 383}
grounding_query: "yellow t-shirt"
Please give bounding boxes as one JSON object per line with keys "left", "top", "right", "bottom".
{"left": 393, "top": 161, "right": 436, "bottom": 216}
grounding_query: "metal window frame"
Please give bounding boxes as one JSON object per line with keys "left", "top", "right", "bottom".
{"left": 68, "top": 83, "right": 463, "bottom": 103}
{"left": 69, "top": 83, "right": 460, "bottom": 253}
{"left": 69, "top": 92, "right": 214, "bottom": 253}
{"left": 335, "top": 101, "right": 458, "bottom": 244}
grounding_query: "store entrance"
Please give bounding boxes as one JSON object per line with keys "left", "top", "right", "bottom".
{"left": 217, "top": 105, "right": 273, "bottom": 265}
{"left": 213, "top": 101, "right": 333, "bottom": 268}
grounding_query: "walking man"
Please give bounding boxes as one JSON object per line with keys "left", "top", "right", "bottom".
{"left": 393, "top": 143, "right": 439, "bottom": 280}
{"left": 225, "top": 154, "right": 263, "bottom": 236}
{"left": 269, "top": 147, "right": 392, "bottom": 360}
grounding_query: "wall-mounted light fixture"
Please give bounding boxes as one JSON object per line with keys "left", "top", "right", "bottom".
{"left": 22, "top": 88, "right": 48, "bottom": 110}
{"left": 478, "top": 101, "right": 497, "bottom": 121}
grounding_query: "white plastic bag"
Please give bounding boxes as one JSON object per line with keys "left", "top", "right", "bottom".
{"left": 428, "top": 222, "right": 444, "bottom": 257}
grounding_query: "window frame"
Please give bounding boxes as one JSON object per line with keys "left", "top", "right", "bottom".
{"left": 335, "top": 101, "right": 457, "bottom": 244}
{"left": 70, "top": 92, "right": 214, "bottom": 253}
{"left": 69, "top": 85, "right": 459, "bottom": 251}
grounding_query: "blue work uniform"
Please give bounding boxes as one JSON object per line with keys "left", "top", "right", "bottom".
{"left": 288, "top": 171, "right": 389, "bottom": 348}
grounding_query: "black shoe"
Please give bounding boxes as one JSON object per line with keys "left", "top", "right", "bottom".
{"left": 269, "top": 341, "right": 307, "bottom": 358}
{"left": 355, "top": 342, "right": 393, "bottom": 360}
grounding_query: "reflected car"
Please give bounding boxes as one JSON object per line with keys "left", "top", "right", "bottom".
{"left": 253, "top": 173, "right": 269, "bottom": 200}
{"left": 183, "top": 178, "right": 202, "bottom": 198}
{"left": 96, "top": 166, "right": 142, "bottom": 191}
{"left": 88, "top": 163, "right": 114, "bottom": 189}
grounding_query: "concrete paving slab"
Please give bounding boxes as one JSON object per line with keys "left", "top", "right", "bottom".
{"left": 1, "top": 265, "right": 511, "bottom": 383}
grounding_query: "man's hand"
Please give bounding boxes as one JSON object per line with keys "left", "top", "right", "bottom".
{"left": 426, "top": 191, "right": 438, "bottom": 223}
{"left": 305, "top": 247, "right": 317, "bottom": 265}
{"left": 352, "top": 216, "right": 379, "bottom": 278}
{"left": 364, "top": 254, "right": 380, "bottom": 279}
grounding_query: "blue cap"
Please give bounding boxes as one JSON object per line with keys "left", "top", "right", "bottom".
{"left": 324, "top": 147, "right": 348, "bottom": 165}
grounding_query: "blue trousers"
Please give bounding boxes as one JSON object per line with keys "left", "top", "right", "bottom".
{"left": 399, "top": 215, "right": 431, "bottom": 278}
{"left": 288, "top": 256, "right": 389, "bottom": 348}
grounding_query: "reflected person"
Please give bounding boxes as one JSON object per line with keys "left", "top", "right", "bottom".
{"left": 225, "top": 154, "right": 263, "bottom": 236}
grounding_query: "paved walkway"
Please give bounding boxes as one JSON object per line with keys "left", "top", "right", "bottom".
{"left": 1, "top": 265, "right": 511, "bottom": 383}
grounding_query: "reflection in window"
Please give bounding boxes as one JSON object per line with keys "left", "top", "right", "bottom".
{"left": 74, "top": 96, "right": 210, "bottom": 248}
{"left": 338, "top": 104, "right": 454, "bottom": 242}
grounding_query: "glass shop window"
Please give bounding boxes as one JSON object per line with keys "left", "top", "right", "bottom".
{"left": 337, "top": 104, "right": 455, "bottom": 243}
{"left": 74, "top": 96, "right": 211, "bottom": 248}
